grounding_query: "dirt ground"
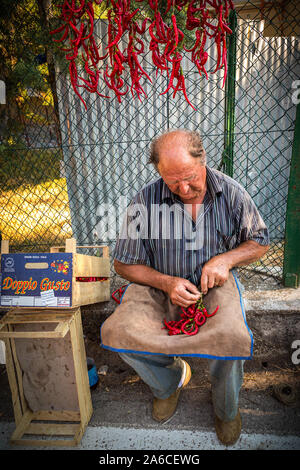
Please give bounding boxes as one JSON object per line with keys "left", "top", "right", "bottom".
{"left": 81, "top": 333, "right": 300, "bottom": 402}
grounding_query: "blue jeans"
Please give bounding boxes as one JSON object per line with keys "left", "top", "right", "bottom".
{"left": 119, "top": 352, "right": 244, "bottom": 422}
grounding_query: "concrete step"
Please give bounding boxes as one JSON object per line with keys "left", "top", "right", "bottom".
{"left": 0, "top": 421, "right": 300, "bottom": 450}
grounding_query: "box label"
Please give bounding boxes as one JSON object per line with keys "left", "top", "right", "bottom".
{"left": 40, "top": 289, "right": 57, "bottom": 307}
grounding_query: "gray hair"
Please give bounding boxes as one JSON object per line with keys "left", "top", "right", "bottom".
{"left": 148, "top": 128, "right": 206, "bottom": 166}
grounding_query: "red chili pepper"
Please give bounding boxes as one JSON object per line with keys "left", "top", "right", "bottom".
{"left": 165, "top": 0, "right": 173, "bottom": 14}
{"left": 195, "top": 312, "right": 206, "bottom": 326}
{"left": 111, "top": 285, "right": 128, "bottom": 304}
{"left": 149, "top": 0, "right": 158, "bottom": 10}
{"left": 132, "top": 51, "right": 152, "bottom": 83}
{"left": 50, "top": 23, "right": 70, "bottom": 44}
{"left": 213, "top": 35, "right": 222, "bottom": 73}
{"left": 155, "top": 12, "right": 167, "bottom": 41}
{"left": 163, "top": 293, "right": 219, "bottom": 336}
{"left": 69, "top": 61, "right": 88, "bottom": 110}
{"left": 71, "top": 0, "right": 86, "bottom": 14}
{"left": 53, "top": 25, "right": 70, "bottom": 44}
{"left": 149, "top": 21, "right": 164, "bottom": 44}
{"left": 180, "top": 75, "right": 196, "bottom": 110}
{"left": 106, "top": 16, "right": 123, "bottom": 49}
{"left": 172, "top": 14, "right": 179, "bottom": 47}
{"left": 49, "top": 24, "right": 66, "bottom": 36}
{"left": 69, "top": 21, "right": 80, "bottom": 36}
{"left": 82, "top": 6, "right": 94, "bottom": 41}
{"left": 181, "top": 319, "right": 199, "bottom": 336}
{"left": 122, "top": 8, "right": 139, "bottom": 30}
{"left": 135, "top": 18, "right": 150, "bottom": 35}
{"left": 204, "top": 305, "right": 219, "bottom": 317}
{"left": 104, "top": 72, "right": 128, "bottom": 102}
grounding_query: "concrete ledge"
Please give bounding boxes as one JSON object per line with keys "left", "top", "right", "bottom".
{"left": 243, "top": 287, "right": 300, "bottom": 313}
{"left": 241, "top": 288, "right": 300, "bottom": 361}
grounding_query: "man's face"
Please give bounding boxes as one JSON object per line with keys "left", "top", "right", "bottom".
{"left": 156, "top": 137, "right": 206, "bottom": 203}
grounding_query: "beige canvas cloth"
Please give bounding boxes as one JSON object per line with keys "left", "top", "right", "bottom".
{"left": 101, "top": 271, "right": 253, "bottom": 359}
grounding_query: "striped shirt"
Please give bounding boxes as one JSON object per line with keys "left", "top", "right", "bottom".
{"left": 113, "top": 166, "right": 269, "bottom": 286}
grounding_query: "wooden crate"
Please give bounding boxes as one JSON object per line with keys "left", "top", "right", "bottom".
{"left": 50, "top": 238, "right": 111, "bottom": 306}
{"left": 0, "top": 238, "right": 110, "bottom": 308}
{"left": 0, "top": 307, "right": 93, "bottom": 447}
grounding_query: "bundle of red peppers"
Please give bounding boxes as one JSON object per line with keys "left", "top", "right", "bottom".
{"left": 76, "top": 276, "right": 108, "bottom": 281}
{"left": 163, "top": 296, "right": 219, "bottom": 336}
{"left": 112, "top": 285, "right": 219, "bottom": 337}
{"left": 50, "top": 0, "right": 234, "bottom": 110}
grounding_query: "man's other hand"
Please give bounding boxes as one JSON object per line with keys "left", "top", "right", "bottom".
{"left": 164, "top": 277, "right": 202, "bottom": 308}
{"left": 201, "top": 256, "right": 230, "bottom": 295}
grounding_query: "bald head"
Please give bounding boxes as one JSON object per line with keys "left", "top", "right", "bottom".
{"left": 149, "top": 129, "right": 207, "bottom": 203}
{"left": 149, "top": 129, "right": 206, "bottom": 167}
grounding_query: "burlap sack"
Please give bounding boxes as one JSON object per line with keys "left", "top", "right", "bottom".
{"left": 101, "top": 271, "right": 253, "bottom": 359}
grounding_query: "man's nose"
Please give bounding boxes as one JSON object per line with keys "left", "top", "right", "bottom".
{"left": 178, "top": 181, "right": 190, "bottom": 194}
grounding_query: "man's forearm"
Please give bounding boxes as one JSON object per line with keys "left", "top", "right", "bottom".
{"left": 115, "top": 240, "right": 269, "bottom": 300}
{"left": 114, "top": 260, "right": 172, "bottom": 293}
{"left": 218, "top": 240, "right": 270, "bottom": 269}
{"left": 200, "top": 240, "right": 270, "bottom": 294}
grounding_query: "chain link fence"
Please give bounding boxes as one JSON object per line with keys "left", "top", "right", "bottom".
{"left": 0, "top": 0, "right": 299, "bottom": 289}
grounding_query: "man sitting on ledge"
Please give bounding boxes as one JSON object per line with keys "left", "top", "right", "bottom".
{"left": 101, "top": 128, "right": 270, "bottom": 446}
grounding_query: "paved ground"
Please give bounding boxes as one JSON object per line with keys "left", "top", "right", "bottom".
{"left": 0, "top": 355, "right": 299, "bottom": 450}
{"left": 0, "top": 422, "right": 300, "bottom": 450}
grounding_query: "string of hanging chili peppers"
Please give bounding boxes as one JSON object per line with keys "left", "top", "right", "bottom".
{"left": 50, "top": 0, "right": 234, "bottom": 110}
{"left": 163, "top": 295, "right": 219, "bottom": 336}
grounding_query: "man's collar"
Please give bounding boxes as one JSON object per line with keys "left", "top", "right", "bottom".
{"left": 161, "top": 166, "right": 223, "bottom": 203}
{"left": 206, "top": 166, "right": 223, "bottom": 199}
{"left": 161, "top": 180, "right": 177, "bottom": 202}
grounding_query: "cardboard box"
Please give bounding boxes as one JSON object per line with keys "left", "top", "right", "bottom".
{"left": 0, "top": 239, "right": 110, "bottom": 308}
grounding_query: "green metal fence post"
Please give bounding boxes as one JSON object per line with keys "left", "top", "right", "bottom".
{"left": 283, "top": 100, "right": 300, "bottom": 288}
{"left": 219, "top": 9, "right": 237, "bottom": 177}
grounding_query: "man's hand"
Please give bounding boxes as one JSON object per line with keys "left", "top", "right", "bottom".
{"left": 164, "top": 277, "right": 202, "bottom": 308}
{"left": 201, "top": 256, "right": 230, "bottom": 295}
{"left": 200, "top": 241, "right": 270, "bottom": 295}
{"left": 114, "top": 260, "right": 201, "bottom": 307}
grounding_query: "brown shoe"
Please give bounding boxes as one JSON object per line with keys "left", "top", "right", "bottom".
{"left": 152, "top": 359, "right": 191, "bottom": 423}
{"left": 214, "top": 410, "right": 242, "bottom": 446}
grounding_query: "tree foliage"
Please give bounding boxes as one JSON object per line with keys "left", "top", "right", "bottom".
{"left": 0, "top": 0, "right": 62, "bottom": 145}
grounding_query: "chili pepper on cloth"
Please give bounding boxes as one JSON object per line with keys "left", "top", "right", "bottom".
{"left": 102, "top": 272, "right": 252, "bottom": 359}
{"left": 111, "top": 284, "right": 129, "bottom": 304}
{"left": 163, "top": 294, "right": 219, "bottom": 336}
